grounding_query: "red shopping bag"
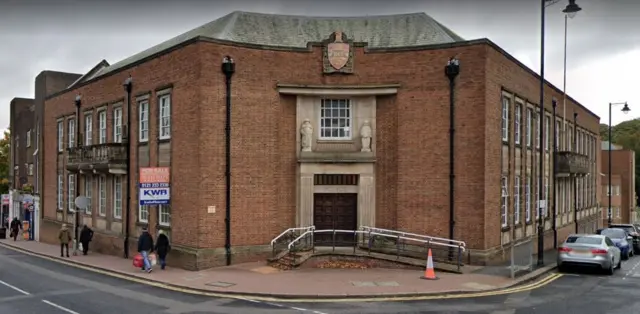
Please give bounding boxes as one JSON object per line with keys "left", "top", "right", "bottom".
{"left": 133, "top": 253, "right": 144, "bottom": 268}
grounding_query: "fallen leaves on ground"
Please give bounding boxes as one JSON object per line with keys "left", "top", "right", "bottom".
{"left": 316, "top": 260, "right": 370, "bottom": 269}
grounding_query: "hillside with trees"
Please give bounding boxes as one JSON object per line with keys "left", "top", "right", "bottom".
{"left": 600, "top": 119, "right": 640, "bottom": 207}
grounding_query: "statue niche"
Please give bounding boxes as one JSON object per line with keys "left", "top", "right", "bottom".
{"left": 360, "top": 120, "right": 372, "bottom": 152}
{"left": 300, "top": 119, "right": 313, "bottom": 152}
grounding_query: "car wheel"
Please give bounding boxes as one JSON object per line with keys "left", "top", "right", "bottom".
{"left": 558, "top": 265, "right": 566, "bottom": 273}
{"left": 616, "top": 258, "right": 622, "bottom": 269}
{"left": 623, "top": 250, "right": 629, "bottom": 260}
{"left": 607, "top": 259, "right": 615, "bottom": 275}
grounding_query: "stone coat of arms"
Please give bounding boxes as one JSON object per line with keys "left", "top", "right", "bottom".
{"left": 323, "top": 31, "right": 354, "bottom": 74}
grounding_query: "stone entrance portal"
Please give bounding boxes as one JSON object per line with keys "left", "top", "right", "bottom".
{"left": 313, "top": 193, "right": 358, "bottom": 246}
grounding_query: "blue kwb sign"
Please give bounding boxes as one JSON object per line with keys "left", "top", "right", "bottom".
{"left": 139, "top": 183, "right": 170, "bottom": 205}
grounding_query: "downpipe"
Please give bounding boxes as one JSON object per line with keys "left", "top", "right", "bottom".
{"left": 445, "top": 57, "right": 460, "bottom": 261}
{"left": 222, "top": 56, "right": 235, "bottom": 266}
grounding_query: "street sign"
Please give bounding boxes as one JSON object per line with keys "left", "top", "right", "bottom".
{"left": 139, "top": 167, "right": 171, "bottom": 205}
{"left": 74, "top": 196, "right": 89, "bottom": 211}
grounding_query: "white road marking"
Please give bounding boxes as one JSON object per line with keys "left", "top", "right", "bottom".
{"left": 242, "top": 298, "right": 328, "bottom": 313}
{"left": 42, "top": 300, "right": 80, "bottom": 314}
{"left": 0, "top": 279, "right": 30, "bottom": 295}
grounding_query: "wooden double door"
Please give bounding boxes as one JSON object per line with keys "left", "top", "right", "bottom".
{"left": 313, "top": 193, "right": 358, "bottom": 246}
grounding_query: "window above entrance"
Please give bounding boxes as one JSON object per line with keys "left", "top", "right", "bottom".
{"left": 320, "top": 99, "right": 352, "bottom": 140}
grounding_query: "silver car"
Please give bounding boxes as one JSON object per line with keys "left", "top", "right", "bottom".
{"left": 557, "top": 234, "right": 621, "bottom": 275}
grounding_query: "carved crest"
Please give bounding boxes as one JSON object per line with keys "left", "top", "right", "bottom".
{"left": 323, "top": 31, "right": 354, "bottom": 74}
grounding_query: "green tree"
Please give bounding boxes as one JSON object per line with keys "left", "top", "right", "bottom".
{"left": 600, "top": 119, "right": 640, "bottom": 206}
{"left": 0, "top": 129, "right": 9, "bottom": 194}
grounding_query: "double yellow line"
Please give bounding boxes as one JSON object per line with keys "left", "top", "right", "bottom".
{"left": 0, "top": 242, "right": 563, "bottom": 303}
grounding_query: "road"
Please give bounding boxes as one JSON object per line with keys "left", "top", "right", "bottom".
{"left": 2, "top": 244, "right": 640, "bottom": 313}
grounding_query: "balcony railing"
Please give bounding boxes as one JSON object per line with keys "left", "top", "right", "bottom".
{"left": 67, "top": 143, "right": 127, "bottom": 172}
{"left": 555, "top": 151, "right": 589, "bottom": 176}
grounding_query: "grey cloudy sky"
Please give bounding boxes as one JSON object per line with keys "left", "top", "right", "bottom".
{"left": 1, "top": 0, "right": 639, "bottom": 131}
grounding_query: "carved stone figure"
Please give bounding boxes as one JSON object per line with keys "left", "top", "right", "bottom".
{"left": 360, "top": 120, "right": 372, "bottom": 152}
{"left": 300, "top": 119, "right": 313, "bottom": 152}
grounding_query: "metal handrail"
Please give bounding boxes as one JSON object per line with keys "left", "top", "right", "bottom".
{"left": 360, "top": 226, "right": 466, "bottom": 248}
{"left": 270, "top": 226, "right": 315, "bottom": 247}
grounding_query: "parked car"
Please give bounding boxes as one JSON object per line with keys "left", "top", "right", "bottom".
{"left": 609, "top": 224, "right": 640, "bottom": 253}
{"left": 600, "top": 228, "right": 634, "bottom": 260}
{"left": 557, "top": 234, "right": 621, "bottom": 275}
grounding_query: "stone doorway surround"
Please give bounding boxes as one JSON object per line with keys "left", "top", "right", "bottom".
{"left": 277, "top": 83, "right": 399, "bottom": 231}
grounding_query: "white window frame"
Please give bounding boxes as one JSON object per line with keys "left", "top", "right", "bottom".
{"left": 535, "top": 111, "right": 541, "bottom": 149}
{"left": 544, "top": 176, "right": 549, "bottom": 217}
{"left": 57, "top": 174, "right": 63, "bottom": 210}
{"left": 98, "top": 111, "right": 107, "bottom": 144}
{"left": 525, "top": 175, "right": 531, "bottom": 222}
{"left": 159, "top": 205, "right": 171, "bottom": 227}
{"left": 28, "top": 164, "right": 33, "bottom": 176}
{"left": 84, "top": 114, "right": 93, "bottom": 146}
{"left": 68, "top": 174, "right": 75, "bottom": 212}
{"left": 57, "top": 121, "right": 64, "bottom": 152}
{"left": 139, "top": 205, "right": 149, "bottom": 223}
{"left": 514, "top": 104, "right": 521, "bottom": 145}
{"left": 98, "top": 175, "right": 106, "bottom": 217}
{"left": 113, "top": 176, "right": 122, "bottom": 219}
{"left": 139, "top": 100, "right": 149, "bottom": 142}
{"left": 544, "top": 115, "right": 550, "bottom": 151}
{"left": 26, "top": 129, "right": 31, "bottom": 147}
{"left": 501, "top": 176, "right": 508, "bottom": 227}
{"left": 555, "top": 120, "right": 560, "bottom": 150}
{"left": 526, "top": 108, "right": 532, "bottom": 147}
{"left": 84, "top": 176, "right": 92, "bottom": 214}
{"left": 319, "top": 98, "right": 352, "bottom": 140}
{"left": 501, "top": 98, "right": 509, "bottom": 142}
{"left": 568, "top": 126, "right": 573, "bottom": 151}
{"left": 113, "top": 107, "right": 123, "bottom": 143}
{"left": 159, "top": 94, "right": 172, "bottom": 140}
{"left": 514, "top": 175, "right": 521, "bottom": 224}
{"left": 68, "top": 119, "right": 75, "bottom": 148}
{"left": 616, "top": 207, "right": 621, "bottom": 218}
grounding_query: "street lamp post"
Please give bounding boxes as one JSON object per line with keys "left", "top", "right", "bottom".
{"left": 222, "top": 56, "right": 235, "bottom": 266}
{"left": 561, "top": 0, "right": 582, "bottom": 149}
{"left": 74, "top": 95, "right": 81, "bottom": 252}
{"left": 123, "top": 76, "right": 133, "bottom": 259}
{"left": 538, "top": 0, "right": 583, "bottom": 267}
{"left": 573, "top": 112, "right": 578, "bottom": 233}
{"left": 608, "top": 102, "right": 631, "bottom": 226}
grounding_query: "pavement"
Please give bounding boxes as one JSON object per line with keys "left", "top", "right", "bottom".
{"left": 0, "top": 239, "right": 559, "bottom": 301}
{"left": 3, "top": 238, "right": 639, "bottom": 313}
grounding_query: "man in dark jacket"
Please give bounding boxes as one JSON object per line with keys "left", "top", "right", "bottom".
{"left": 137, "top": 227, "right": 154, "bottom": 273}
{"left": 79, "top": 225, "right": 94, "bottom": 255}
{"left": 9, "top": 217, "right": 20, "bottom": 241}
{"left": 154, "top": 230, "right": 170, "bottom": 270}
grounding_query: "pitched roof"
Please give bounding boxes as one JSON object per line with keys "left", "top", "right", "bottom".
{"left": 85, "top": 11, "right": 464, "bottom": 81}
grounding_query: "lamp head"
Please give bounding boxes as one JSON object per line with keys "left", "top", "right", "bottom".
{"left": 622, "top": 103, "right": 631, "bottom": 114}
{"left": 563, "top": 0, "right": 582, "bottom": 18}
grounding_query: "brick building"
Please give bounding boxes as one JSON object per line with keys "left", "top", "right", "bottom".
{"left": 39, "top": 11, "right": 601, "bottom": 270}
{"left": 9, "top": 97, "right": 35, "bottom": 193}
{"left": 601, "top": 141, "right": 637, "bottom": 225}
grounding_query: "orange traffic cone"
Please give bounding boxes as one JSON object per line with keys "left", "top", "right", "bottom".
{"left": 420, "top": 248, "right": 439, "bottom": 280}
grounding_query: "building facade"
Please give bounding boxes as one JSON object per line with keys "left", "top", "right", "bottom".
{"left": 601, "top": 142, "right": 636, "bottom": 225}
{"left": 39, "top": 11, "right": 601, "bottom": 270}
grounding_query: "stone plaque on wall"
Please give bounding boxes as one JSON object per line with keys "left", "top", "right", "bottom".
{"left": 323, "top": 31, "right": 354, "bottom": 74}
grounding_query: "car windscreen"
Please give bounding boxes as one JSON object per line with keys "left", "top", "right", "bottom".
{"left": 565, "top": 236, "right": 602, "bottom": 245}
{"left": 601, "top": 228, "right": 626, "bottom": 239}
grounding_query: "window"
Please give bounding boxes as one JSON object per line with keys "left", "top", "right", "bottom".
{"left": 68, "top": 119, "right": 75, "bottom": 148}
{"left": 57, "top": 174, "right": 63, "bottom": 210}
{"left": 555, "top": 120, "right": 560, "bottom": 150}
{"left": 525, "top": 175, "right": 531, "bottom": 222}
{"left": 26, "top": 130, "right": 31, "bottom": 147}
{"left": 98, "top": 111, "right": 107, "bottom": 144}
{"left": 159, "top": 94, "right": 172, "bottom": 140}
{"left": 57, "top": 121, "right": 64, "bottom": 152}
{"left": 514, "top": 104, "right": 521, "bottom": 145}
{"left": 85, "top": 114, "right": 93, "bottom": 146}
{"left": 113, "top": 107, "right": 123, "bottom": 143}
{"left": 320, "top": 98, "right": 351, "bottom": 140}
{"left": 544, "top": 115, "right": 550, "bottom": 151}
{"left": 28, "top": 164, "right": 33, "bottom": 176}
{"left": 616, "top": 207, "right": 621, "bottom": 218}
{"left": 501, "top": 176, "right": 508, "bottom": 227}
{"left": 98, "top": 176, "right": 106, "bottom": 216}
{"left": 501, "top": 98, "right": 510, "bottom": 142}
{"left": 535, "top": 183, "right": 540, "bottom": 219}
{"left": 514, "top": 176, "right": 521, "bottom": 224}
{"left": 139, "top": 100, "right": 149, "bottom": 142}
{"left": 113, "top": 176, "right": 122, "bottom": 219}
{"left": 526, "top": 108, "right": 532, "bottom": 147}
{"left": 68, "top": 174, "right": 75, "bottom": 212}
{"left": 535, "top": 112, "right": 540, "bottom": 149}
{"left": 544, "top": 177, "right": 549, "bottom": 217}
{"left": 568, "top": 126, "right": 573, "bottom": 151}
{"left": 84, "top": 176, "right": 92, "bottom": 214}
{"left": 139, "top": 205, "right": 149, "bottom": 223}
{"left": 159, "top": 205, "right": 171, "bottom": 227}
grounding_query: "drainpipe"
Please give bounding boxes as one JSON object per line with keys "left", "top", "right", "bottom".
{"left": 123, "top": 76, "right": 133, "bottom": 259}
{"left": 573, "top": 112, "right": 578, "bottom": 233}
{"left": 222, "top": 56, "right": 235, "bottom": 266}
{"left": 74, "top": 95, "right": 81, "bottom": 249}
{"left": 445, "top": 57, "right": 460, "bottom": 261}
{"left": 552, "top": 98, "right": 557, "bottom": 248}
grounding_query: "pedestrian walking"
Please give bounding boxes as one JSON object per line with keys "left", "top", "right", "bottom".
{"left": 154, "top": 230, "right": 170, "bottom": 270}
{"left": 79, "top": 225, "right": 94, "bottom": 255}
{"left": 58, "top": 224, "right": 72, "bottom": 257}
{"left": 9, "top": 217, "right": 20, "bottom": 241}
{"left": 137, "top": 227, "right": 154, "bottom": 273}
